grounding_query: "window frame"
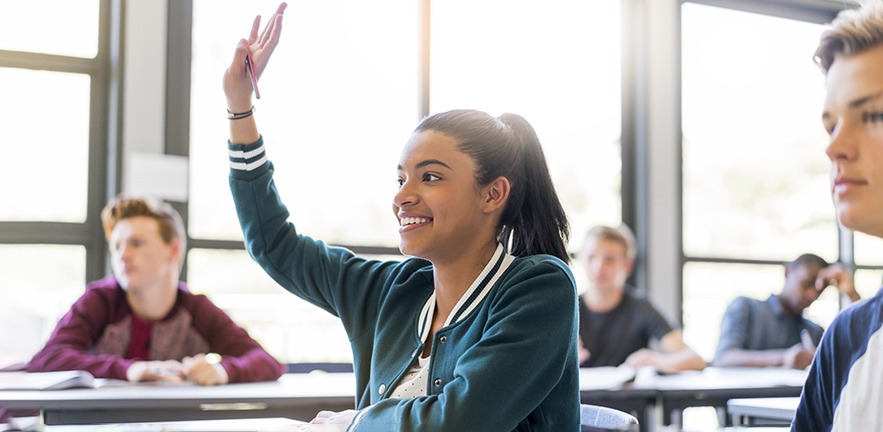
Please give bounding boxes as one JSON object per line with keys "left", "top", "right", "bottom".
{"left": 0, "top": 0, "right": 119, "bottom": 283}
{"left": 678, "top": 0, "right": 867, "bottom": 321}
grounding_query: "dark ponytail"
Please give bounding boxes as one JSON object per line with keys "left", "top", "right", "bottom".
{"left": 415, "top": 109, "right": 571, "bottom": 263}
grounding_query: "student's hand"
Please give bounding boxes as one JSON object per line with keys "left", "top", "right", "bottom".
{"left": 126, "top": 360, "right": 185, "bottom": 383}
{"left": 816, "top": 263, "right": 860, "bottom": 302}
{"left": 578, "top": 338, "right": 591, "bottom": 365}
{"left": 182, "top": 353, "right": 229, "bottom": 386}
{"left": 223, "top": 2, "right": 287, "bottom": 112}
{"left": 783, "top": 343, "right": 814, "bottom": 369}
{"left": 623, "top": 348, "right": 657, "bottom": 369}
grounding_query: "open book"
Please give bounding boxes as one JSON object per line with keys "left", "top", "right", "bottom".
{"left": 580, "top": 366, "right": 638, "bottom": 391}
{"left": 0, "top": 370, "right": 96, "bottom": 391}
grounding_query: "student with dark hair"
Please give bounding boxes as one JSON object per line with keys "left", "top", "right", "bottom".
{"left": 793, "top": 3, "right": 883, "bottom": 430}
{"left": 713, "top": 254, "right": 858, "bottom": 370}
{"left": 222, "top": 3, "right": 578, "bottom": 431}
{"left": 27, "top": 195, "right": 285, "bottom": 385}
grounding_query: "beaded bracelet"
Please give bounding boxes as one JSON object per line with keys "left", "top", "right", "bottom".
{"left": 227, "top": 106, "right": 255, "bottom": 120}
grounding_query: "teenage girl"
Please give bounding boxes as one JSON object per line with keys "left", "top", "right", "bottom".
{"left": 223, "top": 3, "right": 579, "bottom": 430}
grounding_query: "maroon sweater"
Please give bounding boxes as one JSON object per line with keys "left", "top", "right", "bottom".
{"left": 26, "top": 276, "right": 285, "bottom": 383}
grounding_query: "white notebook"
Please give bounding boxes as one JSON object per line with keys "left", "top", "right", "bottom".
{"left": 0, "top": 370, "right": 96, "bottom": 391}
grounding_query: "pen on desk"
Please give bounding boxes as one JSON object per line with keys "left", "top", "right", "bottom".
{"left": 801, "top": 329, "right": 816, "bottom": 351}
{"left": 245, "top": 53, "right": 261, "bottom": 99}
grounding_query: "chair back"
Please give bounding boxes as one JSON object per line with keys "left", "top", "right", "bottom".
{"left": 580, "top": 403, "right": 639, "bottom": 432}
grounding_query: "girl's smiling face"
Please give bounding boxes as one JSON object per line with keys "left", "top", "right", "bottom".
{"left": 393, "top": 130, "right": 497, "bottom": 263}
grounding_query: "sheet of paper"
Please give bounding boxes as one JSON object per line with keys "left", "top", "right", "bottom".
{"left": 580, "top": 366, "right": 637, "bottom": 391}
{"left": 42, "top": 417, "right": 306, "bottom": 431}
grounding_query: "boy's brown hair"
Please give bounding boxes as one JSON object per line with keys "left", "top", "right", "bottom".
{"left": 101, "top": 195, "right": 186, "bottom": 250}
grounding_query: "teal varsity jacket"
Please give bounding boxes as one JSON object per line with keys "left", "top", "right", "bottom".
{"left": 228, "top": 138, "right": 580, "bottom": 431}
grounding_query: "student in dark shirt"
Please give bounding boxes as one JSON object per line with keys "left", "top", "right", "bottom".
{"left": 577, "top": 224, "right": 706, "bottom": 373}
{"left": 714, "top": 253, "right": 859, "bottom": 369}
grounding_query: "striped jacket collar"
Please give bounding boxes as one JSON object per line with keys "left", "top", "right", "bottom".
{"left": 416, "top": 244, "right": 515, "bottom": 342}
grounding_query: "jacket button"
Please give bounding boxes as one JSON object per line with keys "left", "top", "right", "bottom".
{"left": 379, "top": 384, "right": 387, "bottom": 394}
{"left": 433, "top": 378, "right": 441, "bottom": 387}
{"left": 439, "top": 335, "right": 447, "bottom": 344}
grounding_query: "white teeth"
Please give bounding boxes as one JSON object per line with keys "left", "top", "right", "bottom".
{"left": 400, "top": 217, "right": 430, "bottom": 226}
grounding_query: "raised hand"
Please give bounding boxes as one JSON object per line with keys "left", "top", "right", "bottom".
{"left": 224, "top": 2, "right": 287, "bottom": 112}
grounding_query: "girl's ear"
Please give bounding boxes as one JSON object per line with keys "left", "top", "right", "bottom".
{"left": 483, "top": 176, "right": 511, "bottom": 214}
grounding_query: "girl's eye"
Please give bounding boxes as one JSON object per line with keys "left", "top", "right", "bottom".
{"left": 396, "top": 178, "right": 405, "bottom": 188}
{"left": 823, "top": 121, "right": 836, "bottom": 136}
{"left": 863, "top": 112, "right": 883, "bottom": 123}
{"left": 423, "top": 173, "right": 440, "bottom": 182}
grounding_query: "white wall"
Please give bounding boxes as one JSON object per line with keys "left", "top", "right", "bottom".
{"left": 122, "top": 0, "right": 188, "bottom": 201}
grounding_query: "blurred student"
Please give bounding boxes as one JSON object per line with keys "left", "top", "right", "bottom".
{"left": 27, "top": 195, "right": 284, "bottom": 385}
{"left": 714, "top": 254, "right": 859, "bottom": 370}
{"left": 793, "top": 4, "right": 883, "bottom": 430}
{"left": 577, "top": 225, "right": 706, "bottom": 373}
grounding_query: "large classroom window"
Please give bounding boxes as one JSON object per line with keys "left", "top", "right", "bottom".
{"left": 0, "top": 0, "right": 110, "bottom": 367}
{"left": 187, "top": 0, "right": 622, "bottom": 363}
{"left": 680, "top": 3, "right": 840, "bottom": 360}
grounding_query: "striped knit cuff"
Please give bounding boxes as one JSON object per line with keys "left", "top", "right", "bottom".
{"left": 228, "top": 136, "right": 270, "bottom": 180}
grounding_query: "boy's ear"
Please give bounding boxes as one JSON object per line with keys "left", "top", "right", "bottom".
{"left": 168, "top": 238, "right": 183, "bottom": 264}
{"left": 483, "top": 176, "right": 511, "bottom": 214}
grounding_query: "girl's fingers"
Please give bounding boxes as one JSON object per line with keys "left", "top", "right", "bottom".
{"left": 259, "top": 3, "right": 287, "bottom": 46}
{"left": 248, "top": 14, "right": 261, "bottom": 44}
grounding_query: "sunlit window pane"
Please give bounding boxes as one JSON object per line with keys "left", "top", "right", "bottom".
{"left": 189, "top": 0, "right": 417, "bottom": 245}
{"left": 855, "top": 231, "right": 883, "bottom": 267}
{"left": 0, "top": 245, "right": 86, "bottom": 366}
{"left": 186, "top": 248, "right": 395, "bottom": 364}
{"left": 682, "top": 261, "right": 839, "bottom": 362}
{"left": 431, "top": 0, "right": 622, "bottom": 244}
{"left": 0, "top": 0, "right": 99, "bottom": 58}
{"left": 0, "top": 68, "right": 90, "bottom": 222}
{"left": 855, "top": 269, "right": 883, "bottom": 300}
{"left": 682, "top": 4, "right": 835, "bottom": 261}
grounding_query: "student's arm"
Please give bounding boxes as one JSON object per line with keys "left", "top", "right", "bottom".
{"left": 622, "top": 298, "right": 705, "bottom": 373}
{"left": 713, "top": 345, "right": 813, "bottom": 369}
{"left": 188, "top": 294, "right": 285, "bottom": 384}
{"left": 711, "top": 297, "right": 813, "bottom": 368}
{"left": 26, "top": 287, "right": 136, "bottom": 380}
{"left": 624, "top": 330, "right": 706, "bottom": 373}
{"left": 817, "top": 263, "right": 861, "bottom": 303}
{"left": 659, "top": 330, "right": 706, "bottom": 371}
{"left": 713, "top": 297, "right": 774, "bottom": 367}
